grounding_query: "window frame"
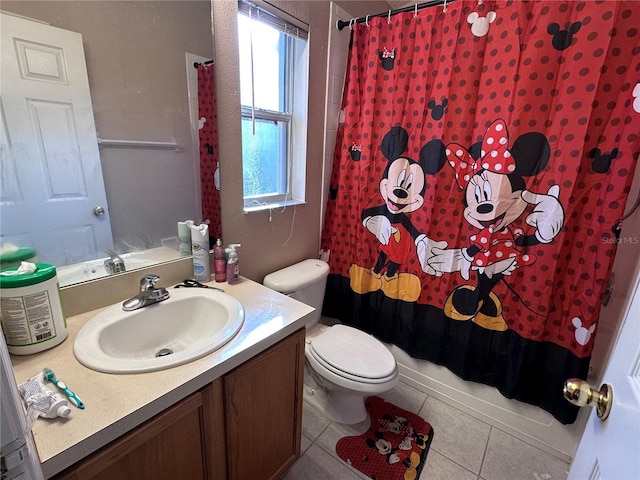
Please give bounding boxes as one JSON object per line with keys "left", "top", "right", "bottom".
{"left": 237, "top": 0, "right": 309, "bottom": 211}
{"left": 239, "top": 108, "right": 291, "bottom": 203}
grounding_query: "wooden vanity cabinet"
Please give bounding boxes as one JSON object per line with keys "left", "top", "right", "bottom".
{"left": 51, "top": 328, "right": 305, "bottom": 480}
{"left": 52, "top": 380, "right": 225, "bottom": 480}
{"left": 224, "top": 328, "right": 305, "bottom": 480}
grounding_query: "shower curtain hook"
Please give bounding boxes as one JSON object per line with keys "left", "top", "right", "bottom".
{"left": 349, "top": 18, "right": 355, "bottom": 30}
{"left": 443, "top": 0, "right": 448, "bottom": 13}
{"left": 388, "top": 9, "right": 392, "bottom": 25}
{"left": 365, "top": 15, "right": 370, "bottom": 28}
{"left": 414, "top": 3, "right": 419, "bottom": 18}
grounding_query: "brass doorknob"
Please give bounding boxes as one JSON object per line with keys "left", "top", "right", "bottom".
{"left": 563, "top": 378, "right": 613, "bottom": 420}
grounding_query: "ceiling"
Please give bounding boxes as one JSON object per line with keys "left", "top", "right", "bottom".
{"left": 386, "top": 1, "right": 415, "bottom": 9}
{"left": 336, "top": 1, "right": 416, "bottom": 19}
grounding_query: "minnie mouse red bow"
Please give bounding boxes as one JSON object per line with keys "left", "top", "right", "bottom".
{"left": 446, "top": 119, "right": 516, "bottom": 189}
{"left": 381, "top": 47, "right": 395, "bottom": 58}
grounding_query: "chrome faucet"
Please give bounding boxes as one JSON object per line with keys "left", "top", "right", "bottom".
{"left": 105, "top": 249, "right": 126, "bottom": 275}
{"left": 122, "top": 274, "right": 170, "bottom": 311}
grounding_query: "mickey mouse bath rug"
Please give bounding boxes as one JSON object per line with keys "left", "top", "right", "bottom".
{"left": 336, "top": 396, "right": 433, "bottom": 480}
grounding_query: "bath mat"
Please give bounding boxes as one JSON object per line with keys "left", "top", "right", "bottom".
{"left": 336, "top": 396, "right": 433, "bottom": 480}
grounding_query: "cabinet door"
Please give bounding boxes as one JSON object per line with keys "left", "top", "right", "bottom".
{"left": 53, "top": 383, "right": 221, "bottom": 480}
{"left": 224, "top": 329, "right": 305, "bottom": 480}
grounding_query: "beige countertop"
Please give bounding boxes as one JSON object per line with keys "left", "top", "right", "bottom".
{"left": 9, "top": 277, "right": 314, "bottom": 479}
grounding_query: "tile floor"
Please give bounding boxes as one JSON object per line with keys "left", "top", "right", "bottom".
{"left": 283, "top": 381, "right": 571, "bottom": 480}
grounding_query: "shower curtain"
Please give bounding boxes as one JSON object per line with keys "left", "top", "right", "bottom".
{"left": 197, "top": 63, "right": 222, "bottom": 240}
{"left": 321, "top": 0, "right": 640, "bottom": 424}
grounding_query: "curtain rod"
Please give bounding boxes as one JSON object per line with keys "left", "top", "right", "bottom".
{"left": 336, "top": 0, "right": 456, "bottom": 30}
{"left": 193, "top": 59, "right": 214, "bottom": 68}
{"left": 97, "top": 137, "right": 183, "bottom": 152}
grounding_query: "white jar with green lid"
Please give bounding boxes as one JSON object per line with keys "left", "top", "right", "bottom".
{"left": 0, "top": 246, "right": 37, "bottom": 270}
{"left": 0, "top": 263, "right": 68, "bottom": 355}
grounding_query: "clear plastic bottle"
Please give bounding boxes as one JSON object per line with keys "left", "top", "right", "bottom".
{"left": 226, "top": 244, "right": 241, "bottom": 284}
{"left": 189, "top": 223, "right": 210, "bottom": 282}
{"left": 213, "top": 239, "right": 226, "bottom": 282}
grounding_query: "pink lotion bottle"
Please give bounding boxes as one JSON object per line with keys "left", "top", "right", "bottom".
{"left": 213, "top": 239, "right": 226, "bottom": 282}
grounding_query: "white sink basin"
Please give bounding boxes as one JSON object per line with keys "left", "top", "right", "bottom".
{"left": 74, "top": 288, "right": 245, "bottom": 373}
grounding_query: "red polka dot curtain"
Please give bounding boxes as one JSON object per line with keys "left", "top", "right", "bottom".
{"left": 320, "top": 0, "right": 640, "bottom": 424}
{"left": 197, "top": 63, "right": 221, "bottom": 240}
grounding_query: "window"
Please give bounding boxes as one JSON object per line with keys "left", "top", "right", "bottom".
{"left": 238, "top": 1, "right": 309, "bottom": 211}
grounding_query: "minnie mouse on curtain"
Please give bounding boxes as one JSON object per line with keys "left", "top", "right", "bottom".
{"left": 321, "top": 0, "right": 640, "bottom": 424}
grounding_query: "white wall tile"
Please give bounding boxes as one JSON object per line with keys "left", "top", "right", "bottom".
{"left": 328, "top": 73, "right": 344, "bottom": 106}
{"left": 325, "top": 128, "right": 338, "bottom": 157}
{"left": 328, "top": 47, "right": 348, "bottom": 83}
{"left": 326, "top": 103, "right": 342, "bottom": 141}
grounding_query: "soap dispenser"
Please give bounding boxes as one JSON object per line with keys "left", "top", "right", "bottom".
{"left": 226, "top": 244, "right": 241, "bottom": 284}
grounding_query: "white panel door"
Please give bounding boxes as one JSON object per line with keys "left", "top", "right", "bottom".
{"left": 0, "top": 12, "right": 113, "bottom": 267}
{"left": 568, "top": 268, "right": 640, "bottom": 480}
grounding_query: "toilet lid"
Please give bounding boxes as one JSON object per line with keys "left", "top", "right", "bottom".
{"left": 309, "top": 324, "right": 396, "bottom": 380}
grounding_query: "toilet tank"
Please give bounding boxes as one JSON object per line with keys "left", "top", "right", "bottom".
{"left": 263, "top": 259, "right": 329, "bottom": 325}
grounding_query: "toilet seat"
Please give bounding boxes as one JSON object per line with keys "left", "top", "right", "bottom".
{"left": 308, "top": 324, "right": 396, "bottom": 384}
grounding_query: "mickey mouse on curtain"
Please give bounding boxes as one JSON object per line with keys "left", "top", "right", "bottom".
{"left": 349, "top": 127, "right": 447, "bottom": 303}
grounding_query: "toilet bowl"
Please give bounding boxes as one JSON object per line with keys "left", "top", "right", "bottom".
{"left": 264, "top": 259, "right": 399, "bottom": 424}
{"left": 304, "top": 323, "right": 398, "bottom": 423}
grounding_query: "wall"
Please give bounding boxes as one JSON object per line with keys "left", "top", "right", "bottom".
{"left": 213, "top": 1, "right": 323, "bottom": 282}
{"left": 2, "top": 0, "right": 382, "bottom": 284}
{"left": 322, "top": 4, "right": 348, "bottom": 225}
{"left": 212, "top": 0, "right": 389, "bottom": 283}
{"left": 1, "top": 1, "right": 212, "bottom": 252}
{"left": 20, "top": 0, "right": 384, "bottom": 309}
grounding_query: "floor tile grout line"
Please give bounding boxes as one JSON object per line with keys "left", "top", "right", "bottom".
{"left": 297, "top": 381, "right": 572, "bottom": 480}
{"left": 427, "top": 447, "right": 482, "bottom": 478}
{"left": 427, "top": 442, "right": 483, "bottom": 478}
{"left": 424, "top": 393, "right": 509, "bottom": 475}
{"left": 303, "top": 417, "right": 478, "bottom": 478}
{"left": 306, "top": 394, "right": 480, "bottom": 480}
{"left": 302, "top": 400, "right": 333, "bottom": 441}
{"left": 478, "top": 425, "right": 493, "bottom": 479}
{"left": 416, "top": 391, "right": 430, "bottom": 416}
{"left": 403, "top": 387, "right": 492, "bottom": 477}
{"left": 309, "top": 416, "right": 371, "bottom": 480}
{"left": 316, "top": 416, "right": 479, "bottom": 480}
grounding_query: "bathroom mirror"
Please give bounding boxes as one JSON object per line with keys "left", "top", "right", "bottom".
{"left": 0, "top": 1, "right": 217, "bottom": 286}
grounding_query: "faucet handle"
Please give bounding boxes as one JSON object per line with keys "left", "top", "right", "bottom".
{"left": 106, "top": 250, "right": 126, "bottom": 273}
{"left": 139, "top": 274, "right": 160, "bottom": 292}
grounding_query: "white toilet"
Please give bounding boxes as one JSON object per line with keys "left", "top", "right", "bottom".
{"left": 264, "top": 259, "right": 398, "bottom": 424}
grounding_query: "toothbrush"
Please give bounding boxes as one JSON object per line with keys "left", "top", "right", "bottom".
{"left": 43, "top": 368, "right": 85, "bottom": 409}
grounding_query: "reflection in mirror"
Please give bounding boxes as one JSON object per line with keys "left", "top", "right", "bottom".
{"left": 0, "top": 1, "right": 218, "bottom": 286}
